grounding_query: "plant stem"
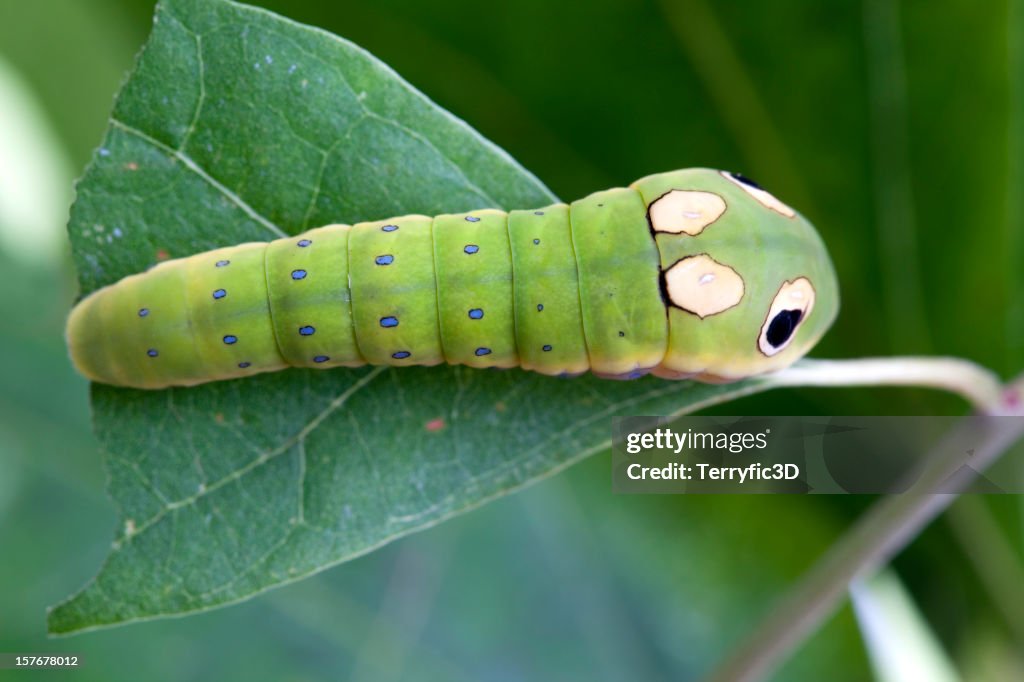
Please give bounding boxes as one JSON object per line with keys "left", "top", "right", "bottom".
{"left": 704, "top": 378, "right": 1024, "bottom": 682}
{"left": 777, "top": 357, "right": 1008, "bottom": 415}
{"left": 863, "top": 0, "right": 932, "bottom": 355}
{"left": 946, "top": 497, "right": 1024, "bottom": 645}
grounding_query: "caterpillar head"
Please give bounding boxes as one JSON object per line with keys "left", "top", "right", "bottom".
{"left": 632, "top": 168, "right": 839, "bottom": 381}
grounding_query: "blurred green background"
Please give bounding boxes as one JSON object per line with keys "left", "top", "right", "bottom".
{"left": 1, "top": 0, "right": 1022, "bottom": 679}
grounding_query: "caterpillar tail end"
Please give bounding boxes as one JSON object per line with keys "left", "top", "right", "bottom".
{"left": 66, "top": 291, "right": 118, "bottom": 386}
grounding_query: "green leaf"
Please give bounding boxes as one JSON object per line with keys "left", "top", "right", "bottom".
{"left": 50, "top": 0, "right": 777, "bottom": 633}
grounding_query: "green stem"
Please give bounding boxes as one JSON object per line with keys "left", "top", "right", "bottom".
{"left": 946, "top": 498, "right": 1024, "bottom": 645}
{"left": 863, "top": 0, "right": 932, "bottom": 354}
{"left": 704, "top": 375, "right": 1024, "bottom": 682}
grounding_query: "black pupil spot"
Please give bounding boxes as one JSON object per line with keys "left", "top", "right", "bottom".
{"left": 731, "top": 172, "right": 763, "bottom": 190}
{"left": 766, "top": 309, "right": 803, "bottom": 348}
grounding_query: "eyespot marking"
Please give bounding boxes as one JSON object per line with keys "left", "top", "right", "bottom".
{"left": 223, "top": 335, "right": 238, "bottom": 345}
{"left": 533, "top": 238, "right": 540, "bottom": 245}
{"left": 468, "top": 308, "right": 484, "bottom": 319}
{"left": 662, "top": 254, "right": 745, "bottom": 318}
{"left": 648, "top": 190, "right": 727, "bottom": 236}
{"left": 722, "top": 170, "right": 796, "bottom": 218}
{"left": 291, "top": 269, "right": 307, "bottom": 280}
{"left": 375, "top": 254, "right": 394, "bottom": 265}
{"left": 212, "top": 288, "right": 227, "bottom": 300}
{"left": 475, "top": 347, "right": 492, "bottom": 356}
{"left": 313, "top": 355, "right": 329, "bottom": 363}
{"left": 465, "top": 215, "right": 481, "bottom": 223}
{"left": 146, "top": 348, "right": 158, "bottom": 357}
{"left": 758, "top": 277, "right": 816, "bottom": 356}
{"left": 297, "top": 239, "right": 312, "bottom": 247}
{"left": 732, "top": 172, "right": 761, "bottom": 189}
{"left": 382, "top": 224, "right": 398, "bottom": 232}
{"left": 215, "top": 259, "right": 230, "bottom": 268}
{"left": 299, "top": 325, "right": 315, "bottom": 336}
{"left": 464, "top": 244, "right": 479, "bottom": 254}
{"left": 537, "top": 304, "right": 544, "bottom": 312}
{"left": 766, "top": 310, "right": 803, "bottom": 347}
{"left": 542, "top": 344, "right": 552, "bottom": 351}
{"left": 380, "top": 316, "right": 399, "bottom": 328}
{"left": 238, "top": 361, "right": 251, "bottom": 368}
{"left": 392, "top": 350, "right": 411, "bottom": 359}
{"left": 534, "top": 210, "right": 544, "bottom": 216}
{"left": 138, "top": 308, "right": 149, "bottom": 317}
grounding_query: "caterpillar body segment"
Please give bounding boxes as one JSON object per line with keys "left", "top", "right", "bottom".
{"left": 508, "top": 204, "right": 590, "bottom": 376}
{"left": 265, "top": 224, "right": 362, "bottom": 369}
{"left": 569, "top": 186, "right": 667, "bottom": 376}
{"left": 66, "top": 169, "right": 839, "bottom": 389}
{"left": 432, "top": 209, "right": 518, "bottom": 369}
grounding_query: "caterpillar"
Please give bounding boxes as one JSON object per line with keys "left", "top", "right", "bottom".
{"left": 66, "top": 168, "right": 839, "bottom": 389}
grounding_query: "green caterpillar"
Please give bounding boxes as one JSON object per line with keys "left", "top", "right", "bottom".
{"left": 66, "top": 168, "right": 839, "bottom": 389}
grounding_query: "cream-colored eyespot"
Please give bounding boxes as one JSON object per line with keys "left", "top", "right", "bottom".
{"left": 648, "top": 190, "right": 727, "bottom": 235}
{"left": 663, "top": 254, "right": 745, "bottom": 318}
{"left": 758, "top": 277, "right": 815, "bottom": 356}
{"left": 721, "top": 171, "right": 796, "bottom": 218}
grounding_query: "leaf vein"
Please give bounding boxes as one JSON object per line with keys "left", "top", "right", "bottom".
{"left": 109, "top": 118, "right": 288, "bottom": 239}
{"left": 121, "top": 367, "right": 386, "bottom": 542}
